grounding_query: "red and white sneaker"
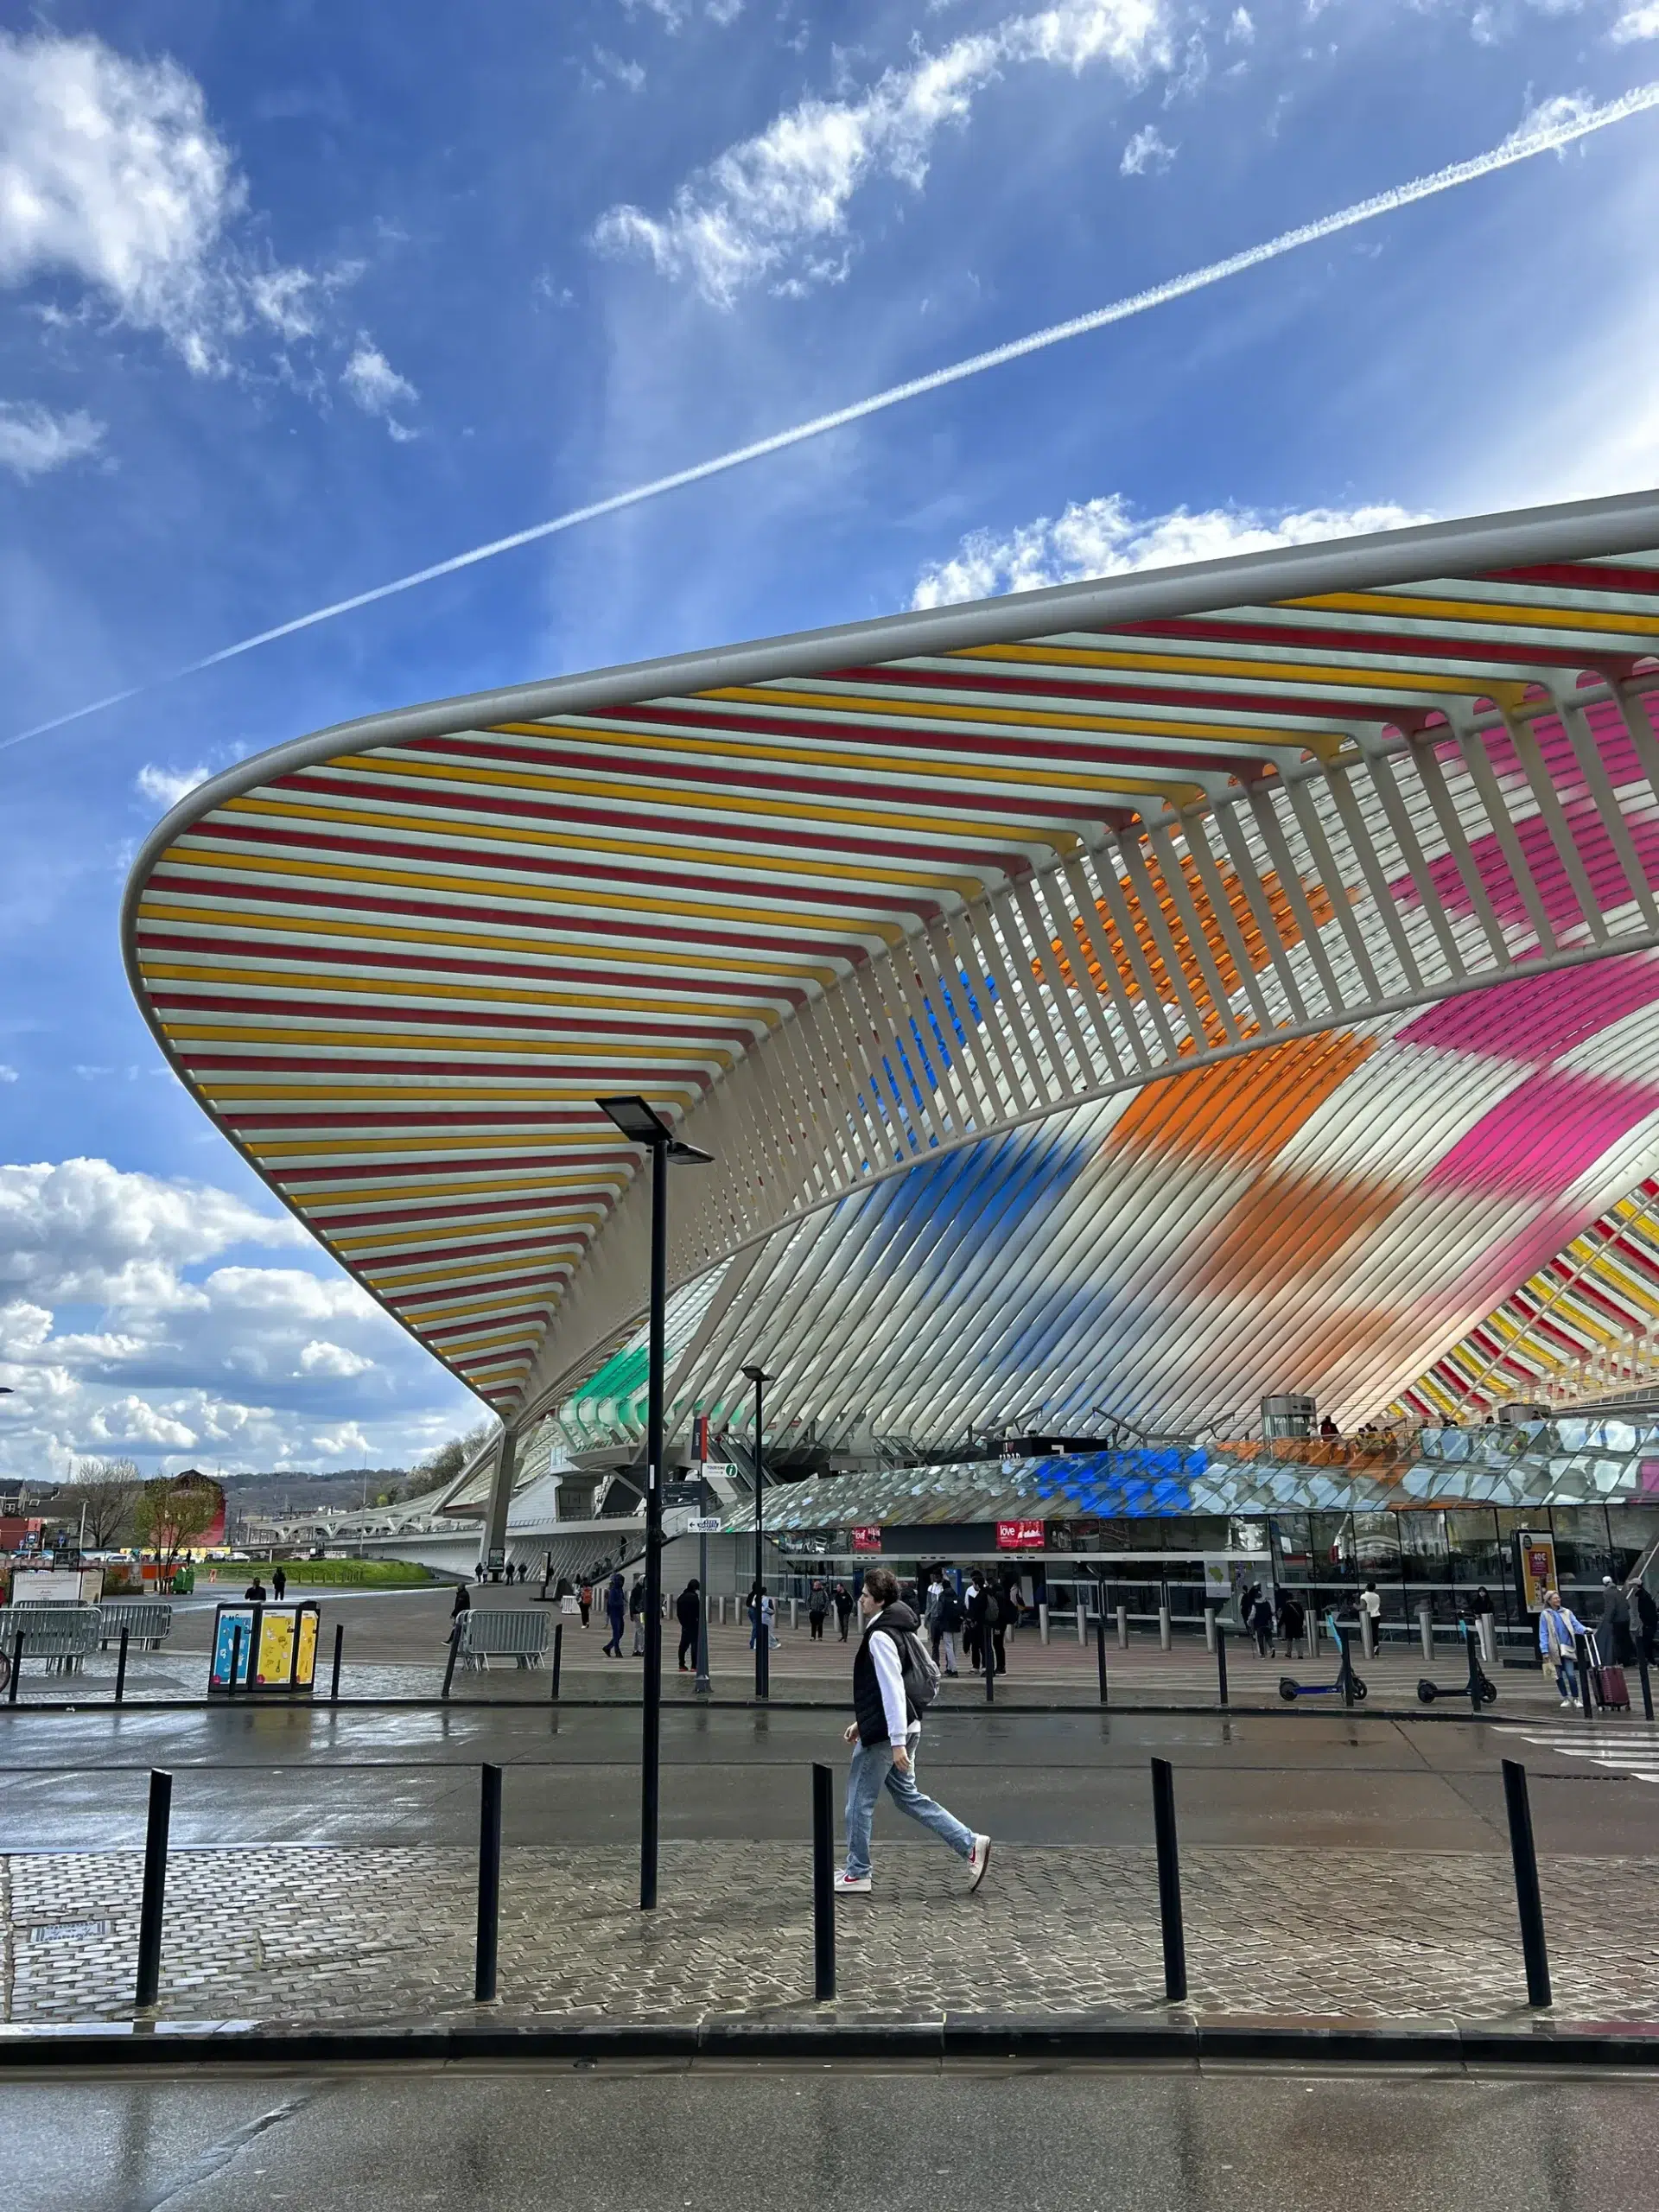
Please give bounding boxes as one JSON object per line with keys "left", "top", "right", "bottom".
{"left": 966, "top": 1834, "right": 991, "bottom": 1892}
{"left": 833, "top": 1871, "right": 872, "bottom": 1894}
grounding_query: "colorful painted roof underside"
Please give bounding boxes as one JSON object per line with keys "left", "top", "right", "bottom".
{"left": 123, "top": 490, "right": 1659, "bottom": 1447}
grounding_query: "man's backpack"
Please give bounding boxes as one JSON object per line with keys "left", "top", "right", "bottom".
{"left": 893, "top": 1627, "right": 943, "bottom": 1711}
{"left": 981, "top": 1588, "right": 1001, "bottom": 1629}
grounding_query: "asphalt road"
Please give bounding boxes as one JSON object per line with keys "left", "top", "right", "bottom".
{"left": 6, "top": 2063, "right": 1659, "bottom": 2212}
{"left": 1, "top": 1697, "right": 1655, "bottom": 1853}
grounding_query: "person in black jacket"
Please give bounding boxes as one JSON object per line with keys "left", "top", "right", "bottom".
{"left": 832, "top": 1582, "right": 855, "bottom": 1641}
{"left": 1633, "top": 1577, "right": 1658, "bottom": 1667}
{"left": 834, "top": 1567, "right": 988, "bottom": 1895}
{"left": 675, "top": 1579, "right": 702, "bottom": 1671}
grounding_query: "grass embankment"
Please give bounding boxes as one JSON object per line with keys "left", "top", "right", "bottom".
{"left": 267, "top": 1560, "right": 436, "bottom": 1588}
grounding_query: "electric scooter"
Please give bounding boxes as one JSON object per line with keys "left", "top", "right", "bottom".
{"left": 1417, "top": 1622, "right": 1497, "bottom": 1707}
{"left": 1279, "top": 1612, "right": 1367, "bottom": 1703}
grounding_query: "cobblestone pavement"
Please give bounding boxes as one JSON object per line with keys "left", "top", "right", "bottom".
{"left": 5, "top": 1836, "right": 1657, "bottom": 2031}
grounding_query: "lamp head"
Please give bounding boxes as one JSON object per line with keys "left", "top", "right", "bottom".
{"left": 596, "top": 1094, "right": 671, "bottom": 1144}
{"left": 741, "top": 1364, "right": 772, "bottom": 1384}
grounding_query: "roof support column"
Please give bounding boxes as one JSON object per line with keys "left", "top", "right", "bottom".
{"left": 481, "top": 1423, "right": 518, "bottom": 1573}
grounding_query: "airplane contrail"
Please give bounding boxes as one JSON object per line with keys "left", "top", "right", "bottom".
{"left": 8, "top": 81, "right": 1659, "bottom": 756}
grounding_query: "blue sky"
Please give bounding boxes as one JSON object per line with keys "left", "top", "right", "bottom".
{"left": 2, "top": 0, "right": 1657, "bottom": 1480}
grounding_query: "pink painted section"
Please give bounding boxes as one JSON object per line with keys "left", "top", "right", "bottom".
{"left": 1639, "top": 1460, "right": 1659, "bottom": 1497}
{"left": 1424, "top": 1068, "right": 1658, "bottom": 1200}
{"left": 1402, "top": 693, "right": 1659, "bottom": 936}
{"left": 1396, "top": 956, "right": 1659, "bottom": 1063}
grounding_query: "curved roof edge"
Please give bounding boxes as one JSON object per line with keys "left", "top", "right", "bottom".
{"left": 119, "top": 482, "right": 1659, "bottom": 956}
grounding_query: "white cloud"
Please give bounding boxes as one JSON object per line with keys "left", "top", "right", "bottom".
{"left": 246, "top": 264, "right": 318, "bottom": 340}
{"left": 299, "top": 1338, "right": 377, "bottom": 1378}
{"left": 593, "top": 48, "right": 648, "bottom": 92}
{"left": 623, "top": 0, "right": 744, "bottom": 25}
{"left": 911, "top": 492, "right": 1436, "bottom": 607}
{"left": 1121, "top": 124, "right": 1176, "bottom": 174}
{"left": 0, "top": 1065, "right": 16, "bottom": 1083}
{"left": 0, "top": 29, "right": 243, "bottom": 372}
{"left": 0, "top": 1158, "right": 472, "bottom": 1478}
{"left": 0, "top": 1158, "right": 308, "bottom": 1307}
{"left": 594, "top": 0, "right": 1173, "bottom": 303}
{"left": 341, "top": 340, "right": 417, "bottom": 433}
{"left": 0, "top": 398, "right": 104, "bottom": 478}
{"left": 135, "top": 760, "right": 209, "bottom": 812}
{"left": 1611, "top": 0, "right": 1659, "bottom": 37}
{"left": 1227, "top": 6, "right": 1255, "bottom": 40}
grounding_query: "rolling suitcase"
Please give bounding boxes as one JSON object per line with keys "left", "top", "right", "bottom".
{"left": 1599, "top": 1662, "right": 1630, "bottom": 1711}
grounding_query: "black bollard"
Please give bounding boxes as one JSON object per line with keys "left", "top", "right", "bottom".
{"left": 330, "top": 1621, "right": 344, "bottom": 1703}
{"left": 115, "top": 1625, "right": 130, "bottom": 1707}
{"left": 475, "top": 1763, "right": 503, "bottom": 2002}
{"left": 135, "top": 1770, "right": 173, "bottom": 2008}
{"left": 757, "top": 1630, "right": 770, "bottom": 1702}
{"left": 1576, "top": 1632, "right": 1595, "bottom": 1719}
{"left": 8, "top": 1630, "right": 22, "bottom": 1704}
{"left": 1096, "top": 1613, "right": 1109, "bottom": 1707}
{"left": 441, "top": 1621, "right": 461, "bottom": 1701}
{"left": 984, "top": 1625, "right": 995, "bottom": 1705}
{"left": 550, "top": 1621, "right": 563, "bottom": 1704}
{"left": 1338, "top": 1624, "right": 1356, "bottom": 1709}
{"left": 812, "top": 1761, "right": 836, "bottom": 2001}
{"left": 1216, "top": 1621, "right": 1230, "bottom": 1710}
{"left": 1640, "top": 1653, "right": 1655, "bottom": 1723}
{"left": 1151, "top": 1757, "right": 1186, "bottom": 2002}
{"left": 226, "top": 1626, "right": 241, "bottom": 1699}
{"left": 1501, "top": 1758, "right": 1551, "bottom": 2008}
{"left": 1465, "top": 1624, "right": 1484, "bottom": 1717}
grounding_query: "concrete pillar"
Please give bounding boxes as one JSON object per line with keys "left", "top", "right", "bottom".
{"left": 1039, "top": 1602, "right": 1050, "bottom": 1645}
{"left": 1478, "top": 1614, "right": 1496, "bottom": 1665}
{"left": 1075, "top": 1594, "right": 1087, "bottom": 1643}
{"left": 480, "top": 1425, "right": 518, "bottom": 1573}
{"left": 1204, "top": 1607, "right": 1217, "bottom": 1654}
{"left": 1359, "top": 1613, "right": 1376, "bottom": 1661}
{"left": 790, "top": 1597, "right": 798, "bottom": 1632}
{"left": 1418, "top": 1602, "right": 1434, "bottom": 1662}
{"left": 1158, "top": 1605, "right": 1172, "bottom": 1651}
{"left": 1116, "top": 1604, "right": 1129, "bottom": 1649}
{"left": 1306, "top": 1614, "right": 1319, "bottom": 1661}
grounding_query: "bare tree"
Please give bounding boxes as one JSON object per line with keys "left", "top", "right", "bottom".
{"left": 414, "top": 1421, "right": 497, "bottom": 1489}
{"left": 60, "top": 1458, "right": 144, "bottom": 1548}
{"left": 133, "top": 1473, "right": 222, "bottom": 1566}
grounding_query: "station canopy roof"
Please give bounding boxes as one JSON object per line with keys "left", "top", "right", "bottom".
{"left": 124, "top": 491, "right": 1659, "bottom": 1442}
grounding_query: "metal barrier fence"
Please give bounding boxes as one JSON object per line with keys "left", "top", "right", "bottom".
{"left": 109, "top": 1751, "right": 1567, "bottom": 2020}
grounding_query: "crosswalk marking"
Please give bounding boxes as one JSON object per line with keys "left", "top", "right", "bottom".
{"left": 1514, "top": 1721, "right": 1659, "bottom": 1783}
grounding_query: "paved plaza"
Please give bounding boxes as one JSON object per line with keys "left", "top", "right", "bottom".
{"left": 2, "top": 1584, "right": 1618, "bottom": 1720}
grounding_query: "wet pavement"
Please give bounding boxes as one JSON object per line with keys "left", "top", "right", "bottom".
{"left": 3, "top": 1700, "right": 1657, "bottom": 1853}
{"left": 8, "top": 2063, "right": 1659, "bottom": 2212}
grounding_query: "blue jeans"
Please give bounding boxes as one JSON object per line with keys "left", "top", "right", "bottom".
{"left": 1553, "top": 1656, "right": 1579, "bottom": 1700}
{"left": 843, "top": 1732, "right": 974, "bottom": 1878}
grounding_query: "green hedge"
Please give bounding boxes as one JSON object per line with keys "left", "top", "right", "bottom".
{"left": 262, "top": 1559, "right": 436, "bottom": 1587}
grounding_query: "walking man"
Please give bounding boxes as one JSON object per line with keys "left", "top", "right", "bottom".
{"left": 602, "top": 1571, "right": 626, "bottom": 1658}
{"left": 835, "top": 1567, "right": 989, "bottom": 1896}
{"left": 675, "top": 1578, "right": 702, "bottom": 1672}
{"left": 808, "top": 1580, "right": 829, "bottom": 1639}
{"left": 832, "top": 1581, "right": 855, "bottom": 1641}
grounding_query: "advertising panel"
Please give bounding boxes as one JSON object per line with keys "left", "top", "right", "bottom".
{"left": 851, "top": 1526, "right": 882, "bottom": 1553}
{"left": 208, "top": 1601, "right": 320, "bottom": 1693}
{"left": 995, "top": 1520, "right": 1045, "bottom": 1551}
{"left": 1514, "top": 1530, "right": 1559, "bottom": 1613}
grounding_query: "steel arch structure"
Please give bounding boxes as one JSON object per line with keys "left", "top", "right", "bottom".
{"left": 124, "top": 489, "right": 1659, "bottom": 1471}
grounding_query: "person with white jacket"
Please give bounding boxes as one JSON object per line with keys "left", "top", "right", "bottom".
{"left": 834, "top": 1568, "right": 988, "bottom": 1895}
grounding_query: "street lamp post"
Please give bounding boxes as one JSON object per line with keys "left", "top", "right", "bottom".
{"left": 742, "top": 1364, "right": 773, "bottom": 1700}
{"left": 597, "top": 1096, "right": 713, "bottom": 1914}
